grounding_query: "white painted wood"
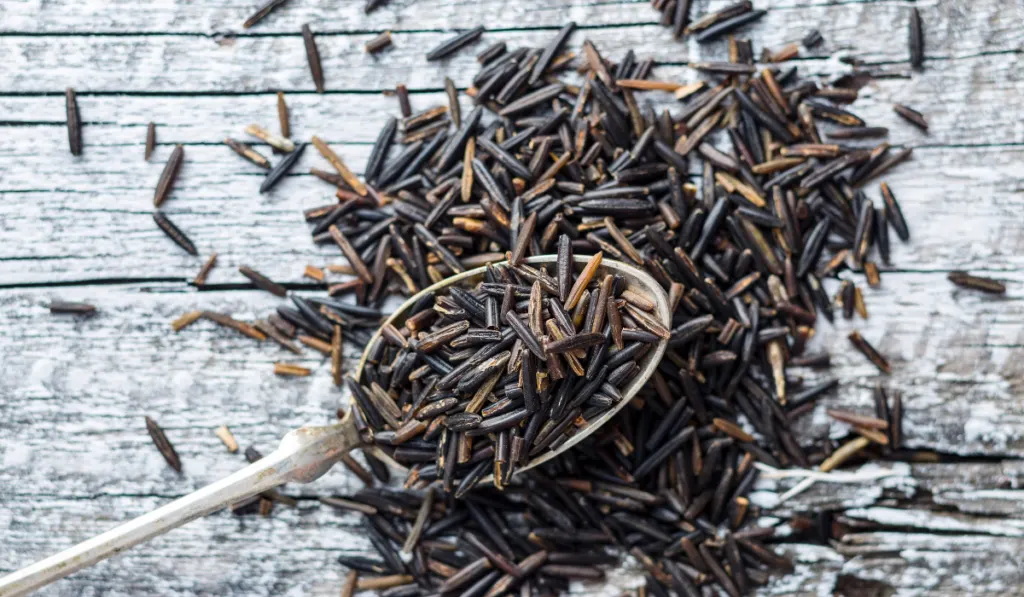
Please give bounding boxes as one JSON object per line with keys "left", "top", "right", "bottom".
{"left": 3, "top": 142, "right": 1022, "bottom": 284}
{"left": 0, "top": 496, "right": 371, "bottom": 597}
{"left": 0, "top": 27, "right": 705, "bottom": 93}
{"left": 5, "top": 496, "right": 1021, "bottom": 597}
{"left": 2, "top": 273, "right": 1017, "bottom": 592}
{"left": 2, "top": 0, "right": 1022, "bottom": 95}
{"left": 913, "top": 461, "right": 1024, "bottom": 516}
{"left": 2, "top": 270, "right": 1024, "bottom": 498}
{"left": 6, "top": 0, "right": 668, "bottom": 33}
{"left": 0, "top": 272, "right": 1019, "bottom": 516}
{"left": 834, "top": 532, "right": 1024, "bottom": 595}
{"left": 2, "top": 457, "right": 1017, "bottom": 595}
{"left": 845, "top": 506, "right": 1024, "bottom": 537}
{"left": 1, "top": 0, "right": 1020, "bottom": 65}
{"left": 1, "top": 20, "right": 1021, "bottom": 285}
{"left": 1, "top": 285, "right": 1022, "bottom": 583}
{"left": 3, "top": 0, "right": 1024, "bottom": 594}
{"left": 0, "top": 418, "right": 360, "bottom": 597}
{"left": 4, "top": 49, "right": 1018, "bottom": 146}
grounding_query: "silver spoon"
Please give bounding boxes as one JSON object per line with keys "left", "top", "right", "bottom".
{"left": 0, "top": 255, "right": 670, "bottom": 597}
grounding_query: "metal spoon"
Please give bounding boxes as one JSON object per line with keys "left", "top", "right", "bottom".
{"left": 0, "top": 255, "right": 670, "bottom": 597}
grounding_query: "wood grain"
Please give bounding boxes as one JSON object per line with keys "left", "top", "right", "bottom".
{"left": 2, "top": 0, "right": 1022, "bottom": 94}
{"left": 2, "top": 273, "right": 1024, "bottom": 498}
{"left": 5, "top": 49, "right": 1021, "bottom": 145}
{"left": 3, "top": 142, "right": 1023, "bottom": 284}
{"left": 4, "top": 0, "right": 1024, "bottom": 594}
{"left": 1, "top": 0, "right": 1020, "bottom": 63}
{"left": 2, "top": 281, "right": 1024, "bottom": 595}
{"left": 3, "top": 497, "right": 1021, "bottom": 596}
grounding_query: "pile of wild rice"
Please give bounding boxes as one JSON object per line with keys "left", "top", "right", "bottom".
{"left": 272, "top": 8, "right": 922, "bottom": 591}
{"left": 59, "top": 1, "right": 979, "bottom": 595}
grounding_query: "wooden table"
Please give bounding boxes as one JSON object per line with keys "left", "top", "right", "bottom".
{"left": 2, "top": 0, "right": 1023, "bottom": 594}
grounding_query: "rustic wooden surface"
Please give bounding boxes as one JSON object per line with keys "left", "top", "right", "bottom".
{"left": 2, "top": 0, "right": 1023, "bottom": 595}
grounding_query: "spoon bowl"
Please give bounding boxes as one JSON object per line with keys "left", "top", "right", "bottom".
{"left": 353, "top": 254, "right": 671, "bottom": 479}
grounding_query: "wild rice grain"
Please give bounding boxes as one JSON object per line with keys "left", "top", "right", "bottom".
{"left": 302, "top": 24, "right": 325, "bottom": 92}
{"left": 145, "top": 416, "right": 182, "bottom": 472}
{"left": 153, "top": 145, "right": 184, "bottom": 207}
{"left": 66, "top": 88, "right": 82, "bottom": 156}
{"left": 145, "top": 122, "right": 156, "bottom": 161}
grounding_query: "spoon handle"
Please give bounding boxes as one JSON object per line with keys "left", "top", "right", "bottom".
{"left": 0, "top": 419, "right": 361, "bottom": 597}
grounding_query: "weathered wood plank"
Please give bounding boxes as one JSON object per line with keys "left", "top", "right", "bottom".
{"left": 4, "top": 48, "right": 1018, "bottom": 146}
{"left": 833, "top": 532, "right": 1024, "bottom": 595}
{"left": 7, "top": 0, "right": 662, "bottom": 33}
{"left": 2, "top": 141, "right": 1022, "bottom": 284}
{"left": 0, "top": 496, "right": 370, "bottom": 597}
{"left": 0, "top": 286, "right": 354, "bottom": 500}
{"left": 0, "top": 27, "right": 682, "bottom": 93}
{"left": 805, "top": 271, "right": 1024, "bottom": 458}
{"left": 0, "top": 27, "right": 753, "bottom": 93}
{"left": 754, "top": 460, "right": 1024, "bottom": 519}
{"left": 844, "top": 506, "right": 1024, "bottom": 537}
{"left": 3, "top": 0, "right": 1024, "bottom": 594}
{"left": 913, "top": 460, "right": 1024, "bottom": 516}
{"left": 5, "top": 490, "right": 1022, "bottom": 597}
{"left": 2, "top": 0, "right": 1021, "bottom": 71}
{"left": 3, "top": 0, "right": 1020, "bottom": 96}
{"left": 2, "top": 272, "right": 1023, "bottom": 504}
{"left": 3, "top": 497, "right": 1023, "bottom": 596}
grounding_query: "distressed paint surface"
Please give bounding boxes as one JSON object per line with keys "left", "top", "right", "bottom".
{"left": 3, "top": 3, "right": 1019, "bottom": 93}
{"left": 2, "top": 0, "right": 1024, "bottom": 595}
